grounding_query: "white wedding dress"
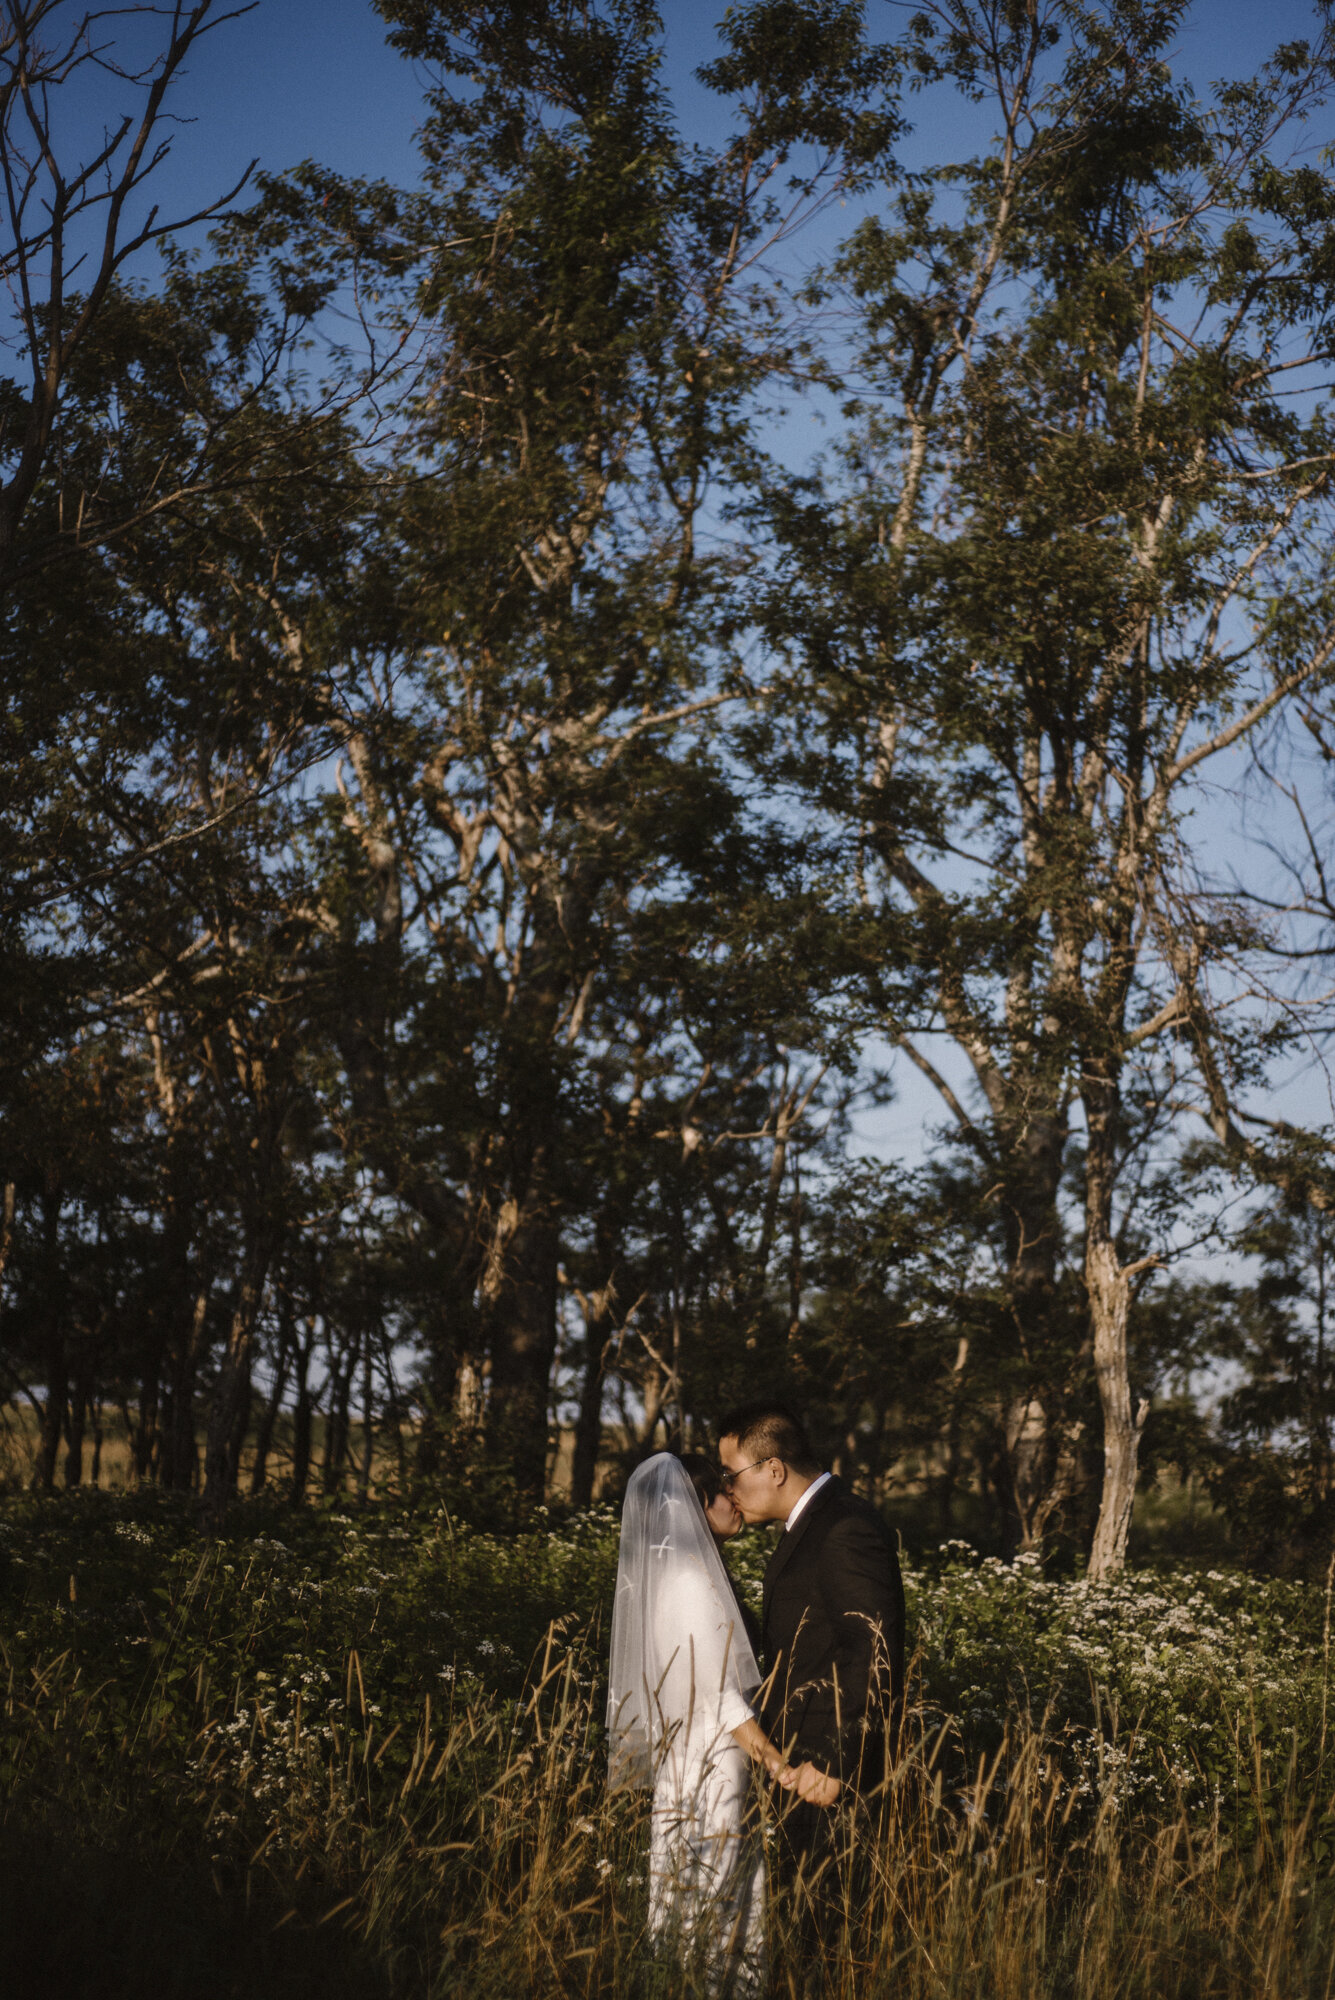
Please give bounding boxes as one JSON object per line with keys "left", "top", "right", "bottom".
{"left": 607, "top": 1453, "right": 765, "bottom": 1993}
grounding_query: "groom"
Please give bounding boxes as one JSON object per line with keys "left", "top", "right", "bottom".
{"left": 716, "top": 1401, "right": 904, "bottom": 1846}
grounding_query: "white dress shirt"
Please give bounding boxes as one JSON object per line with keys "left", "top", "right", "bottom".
{"left": 784, "top": 1469, "right": 832, "bottom": 1532}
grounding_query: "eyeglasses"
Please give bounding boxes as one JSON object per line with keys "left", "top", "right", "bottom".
{"left": 718, "top": 1456, "right": 774, "bottom": 1491}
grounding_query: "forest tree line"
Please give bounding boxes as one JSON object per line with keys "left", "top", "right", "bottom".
{"left": 6, "top": 0, "right": 1335, "bottom": 1573}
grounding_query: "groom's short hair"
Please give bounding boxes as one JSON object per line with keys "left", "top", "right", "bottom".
{"left": 717, "top": 1400, "right": 821, "bottom": 1476}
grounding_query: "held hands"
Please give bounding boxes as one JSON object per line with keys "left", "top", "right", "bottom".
{"left": 745, "top": 1723, "right": 841, "bottom": 1806}
{"left": 775, "top": 1758, "right": 842, "bottom": 1807}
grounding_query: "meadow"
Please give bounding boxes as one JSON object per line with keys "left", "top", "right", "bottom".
{"left": 2, "top": 1488, "right": 1334, "bottom": 1999}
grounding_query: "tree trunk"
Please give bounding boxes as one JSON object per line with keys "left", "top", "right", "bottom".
{"left": 1082, "top": 1017, "right": 1150, "bottom": 1580}
{"left": 33, "top": 1191, "right": 65, "bottom": 1493}
{"left": 358, "top": 1329, "right": 374, "bottom": 1503}
{"left": 89, "top": 1396, "right": 105, "bottom": 1486}
{"left": 289, "top": 1321, "right": 315, "bottom": 1504}
{"left": 1086, "top": 1233, "right": 1148, "bottom": 1579}
{"left": 202, "top": 1243, "right": 269, "bottom": 1527}
{"left": 454, "top": 1356, "right": 485, "bottom": 1432}
{"left": 623, "top": 1363, "right": 668, "bottom": 1468}
{"left": 133, "top": 1366, "right": 159, "bottom": 1483}
{"left": 570, "top": 1225, "right": 618, "bottom": 1510}
{"left": 249, "top": 1337, "right": 291, "bottom": 1496}
{"left": 933, "top": 1337, "right": 969, "bottom": 1534}
{"left": 162, "top": 1287, "right": 208, "bottom": 1492}
{"left": 228, "top": 1345, "right": 255, "bottom": 1490}
{"left": 64, "top": 1311, "right": 103, "bottom": 1487}
{"left": 484, "top": 1198, "right": 559, "bottom": 1499}
{"left": 999, "top": 1109, "right": 1073, "bottom": 1550}
{"left": 322, "top": 1327, "right": 356, "bottom": 1496}
{"left": 36, "top": 1373, "right": 64, "bottom": 1491}
{"left": 379, "top": 1328, "right": 407, "bottom": 1490}
{"left": 63, "top": 1383, "right": 86, "bottom": 1488}
{"left": 66, "top": 1304, "right": 106, "bottom": 1486}
{"left": 570, "top": 1327, "right": 608, "bottom": 1510}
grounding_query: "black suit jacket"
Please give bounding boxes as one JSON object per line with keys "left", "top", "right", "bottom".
{"left": 760, "top": 1477, "right": 905, "bottom": 1786}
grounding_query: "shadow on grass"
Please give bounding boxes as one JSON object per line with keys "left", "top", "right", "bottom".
{"left": 0, "top": 1819, "right": 394, "bottom": 2000}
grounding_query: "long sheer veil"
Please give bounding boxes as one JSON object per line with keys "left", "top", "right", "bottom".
{"left": 606, "top": 1452, "right": 761, "bottom": 1791}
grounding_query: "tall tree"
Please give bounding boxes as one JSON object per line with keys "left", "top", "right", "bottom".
{"left": 763, "top": 0, "right": 1335, "bottom": 1569}
{"left": 222, "top": 0, "right": 905, "bottom": 1495}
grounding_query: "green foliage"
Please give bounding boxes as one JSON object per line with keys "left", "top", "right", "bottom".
{"left": 2, "top": 1493, "right": 1329, "bottom": 1831}
{"left": 5, "top": 1495, "right": 1335, "bottom": 1996}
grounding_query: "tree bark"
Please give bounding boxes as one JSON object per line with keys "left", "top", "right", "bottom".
{"left": 483, "top": 1194, "right": 559, "bottom": 1499}
{"left": 1086, "top": 1233, "right": 1149, "bottom": 1579}
{"left": 322, "top": 1325, "right": 357, "bottom": 1496}
{"left": 379, "top": 1328, "right": 407, "bottom": 1490}
{"left": 989, "top": 1113, "right": 1074, "bottom": 1551}
{"left": 289, "top": 1316, "right": 317, "bottom": 1504}
{"left": 249, "top": 1326, "right": 292, "bottom": 1496}
{"left": 570, "top": 1221, "right": 619, "bottom": 1510}
{"left": 201, "top": 1240, "right": 269, "bottom": 1527}
{"left": 33, "top": 1189, "right": 65, "bottom": 1493}
{"left": 358, "top": 1327, "right": 374, "bottom": 1503}
{"left": 63, "top": 1383, "right": 85, "bottom": 1489}
{"left": 63, "top": 1307, "right": 99, "bottom": 1486}
{"left": 89, "top": 1395, "right": 105, "bottom": 1486}
{"left": 570, "top": 1329, "right": 608, "bottom": 1511}
{"left": 133, "top": 1364, "right": 159, "bottom": 1483}
{"left": 1081, "top": 894, "right": 1150, "bottom": 1577}
{"left": 162, "top": 1286, "right": 208, "bottom": 1492}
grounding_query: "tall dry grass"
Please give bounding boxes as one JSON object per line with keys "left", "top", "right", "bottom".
{"left": 4, "top": 1607, "right": 1335, "bottom": 2000}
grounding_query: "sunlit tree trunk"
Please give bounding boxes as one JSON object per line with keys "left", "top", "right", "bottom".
{"left": 1083, "top": 1048, "right": 1150, "bottom": 1579}
{"left": 1085, "top": 1234, "right": 1149, "bottom": 1579}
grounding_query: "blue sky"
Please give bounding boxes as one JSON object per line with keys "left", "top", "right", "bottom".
{"left": 130, "top": 0, "right": 1334, "bottom": 246}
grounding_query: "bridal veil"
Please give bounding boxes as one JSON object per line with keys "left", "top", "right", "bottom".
{"left": 607, "top": 1452, "right": 761, "bottom": 1790}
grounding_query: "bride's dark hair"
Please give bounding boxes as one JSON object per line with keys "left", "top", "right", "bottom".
{"left": 676, "top": 1450, "right": 722, "bottom": 1512}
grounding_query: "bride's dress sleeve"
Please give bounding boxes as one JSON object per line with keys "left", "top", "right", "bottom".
{"left": 652, "top": 1561, "right": 755, "bottom": 1740}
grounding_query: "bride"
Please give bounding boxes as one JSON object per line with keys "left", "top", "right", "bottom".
{"left": 607, "top": 1451, "right": 785, "bottom": 1990}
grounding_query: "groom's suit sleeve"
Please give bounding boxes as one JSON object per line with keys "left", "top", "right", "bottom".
{"left": 809, "top": 1513, "right": 904, "bottom": 1780}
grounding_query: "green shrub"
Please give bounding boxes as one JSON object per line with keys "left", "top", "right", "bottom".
{"left": 4, "top": 1494, "right": 1335, "bottom": 1997}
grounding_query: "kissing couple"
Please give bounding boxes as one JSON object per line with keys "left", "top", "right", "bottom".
{"left": 606, "top": 1400, "right": 906, "bottom": 1992}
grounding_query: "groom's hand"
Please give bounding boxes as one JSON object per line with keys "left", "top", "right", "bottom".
{"left": 777, "top": 1760, "right": 841, "bottom": 1808}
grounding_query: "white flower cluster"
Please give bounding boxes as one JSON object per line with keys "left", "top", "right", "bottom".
{"left": 185, "top": 1664, "right": 351, "bottom": 1860}
{"left": 906, "top": 1548, "right": 1314, "bottom": 1812}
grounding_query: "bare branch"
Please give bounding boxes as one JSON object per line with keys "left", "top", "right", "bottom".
{"left": 0, "top": 0, "right": 258, "bottom": 553}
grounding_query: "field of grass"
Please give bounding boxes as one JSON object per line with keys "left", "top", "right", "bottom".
{"left": 2, "top": 1487, "right": 1334, "bottom": 1998}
